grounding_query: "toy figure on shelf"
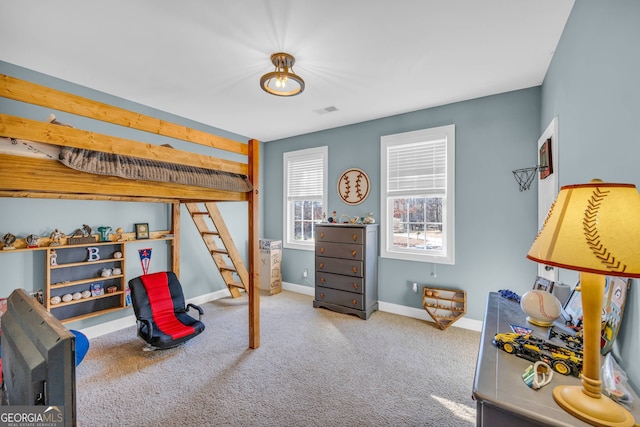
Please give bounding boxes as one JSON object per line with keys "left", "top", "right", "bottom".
{"left": 363, "top": 212, "right": 375, "bottom": 224}
{"left": 1, "top": 233, "right": 16, "bottom": 250}
{"left": 49, "top": 229, "right": 65, "bottom": 246}
{"left": 50, "top": 250, "right": 58, "bottom": 266}
{"left": 26, "top": 234, "right": 41, "bottom": 248}
{"left": 69, "top": 224, "right": 96, "bottom": 245}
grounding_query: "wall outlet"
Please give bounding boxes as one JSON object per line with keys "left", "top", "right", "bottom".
{"left": 303, "top": 268, "right": 308, "bottom": 278}
{"left": 412, "top": 282, "right": 418, "bottom": 293}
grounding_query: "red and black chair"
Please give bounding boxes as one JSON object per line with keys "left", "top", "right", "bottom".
{"left": 128, "top": 271, "right": 205, "bottom": 350}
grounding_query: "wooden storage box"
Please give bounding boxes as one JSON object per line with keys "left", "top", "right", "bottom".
{"left": 259, "top": 239, "right": 282, "bottom": 295}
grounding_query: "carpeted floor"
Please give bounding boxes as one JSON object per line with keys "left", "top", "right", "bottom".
{"left": 76, "top": 291, "right": 480, "bottom": 426}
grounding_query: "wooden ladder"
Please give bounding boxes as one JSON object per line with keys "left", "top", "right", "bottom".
{"left": 185, "top": 202, "right": 249, "bottom": 298}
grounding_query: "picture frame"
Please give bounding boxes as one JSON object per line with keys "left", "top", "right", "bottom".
{"left": 562, "top": 277, "right": 631, "bottom": 326}
{"left": 539, "top": 138, "right": 553, "bottom": 180}
{"left": 601, "top": 277, "right": 631, "bottom": 353}
{"left": 562, "top": 283, "right": 582, "bottom": 326}
{"left": 533, "top": 275, "right": 554, "bottom": 293}
{"left": 135, "top": 223, "right": 149, "bottom": 240}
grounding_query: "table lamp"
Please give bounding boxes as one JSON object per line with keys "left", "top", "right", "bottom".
{"left": 527, "top": 179, "right": 640, "bottom": 427}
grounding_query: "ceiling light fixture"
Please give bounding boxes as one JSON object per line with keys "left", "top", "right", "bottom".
{"left": 260, "top": 52, "right": 305, "bottom": 97}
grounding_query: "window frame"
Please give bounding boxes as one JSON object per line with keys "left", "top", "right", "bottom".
{"left": 380, "top": 125, "right": 455, "bottom": 264}
{"left": 283, "top": 146, "right": 328, "bottom": 250}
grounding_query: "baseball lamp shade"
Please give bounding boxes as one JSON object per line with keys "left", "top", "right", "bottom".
{"left": 527, "top": 180, "right": 640, "bottom": 427}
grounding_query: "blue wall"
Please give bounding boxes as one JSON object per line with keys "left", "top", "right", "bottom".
{"left": 263, "top": 88, "right": 541, "bottom": 321}
{"left": 0, "top": 61, "right": 256, "bottom": 329}
{"left": 541, "top": 0, "right": 640, "bottom": 389}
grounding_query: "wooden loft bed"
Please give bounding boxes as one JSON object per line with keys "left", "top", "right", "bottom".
{"left": 0, "top": 74, "right": 261, "bottom": 349}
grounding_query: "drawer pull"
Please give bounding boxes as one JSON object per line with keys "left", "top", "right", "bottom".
{"left": 320, "top": 277, "right": 325, "bottom": 284}
{"left": 320, "top": 293, "right": 325, "bottom": 299}
{"left": 319, "top": 232, "right": 325, "bottom": 239}
{"left": 352, "top": 234, "right": 358, "bottom": 241}
{"left": 320, "top": 247, "right": 325, "bottom": 254}
{"left": 352, "top": 299, "right": 357, "bottom": 305}
{"left": 319, "top": 262, "right": 324, "bottom": 269}
{"left": 352, "top": 267, "right": 358, "bottom": 274}
{"left": 351, "top": 250, "right": 357, "bottom": 257}
{"left": 352, "top": 283, "right": 358, "bottom": 290}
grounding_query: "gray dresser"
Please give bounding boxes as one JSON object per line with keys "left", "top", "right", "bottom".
{"left": 313, "top": 223, "right": 378, "bottom": 319}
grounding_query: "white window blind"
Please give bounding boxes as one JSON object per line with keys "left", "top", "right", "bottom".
{"left": 287, "top": 156, "right": 324, "bottom": 201}
{"left": 387, "top": 138, "right": 447, "bottom": 195}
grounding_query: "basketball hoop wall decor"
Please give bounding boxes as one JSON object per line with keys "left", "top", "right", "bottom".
{"left": 512, "top": 137, "right": 553, "bottom": 191}
{"left": 337, "top": 168, "right": 370, "bottom": 205}
{"left": 512, "top": 164, "right": 549, "bottom": 191}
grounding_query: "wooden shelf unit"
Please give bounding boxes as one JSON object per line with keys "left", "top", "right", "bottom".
{"left": 45, "top": 240, "right": 128, "bottom": 323}
{"left": 422, "top": 286, "right": 467, "bottom": 330}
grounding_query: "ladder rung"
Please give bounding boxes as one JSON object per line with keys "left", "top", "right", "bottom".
{"left": 202, "top": 231, "right": 220, "bottom": 236}
{"left": 220, "top": 266, "right": 236, "bottom": 272}
{"left": 228, "top": 281, "right": 245, "bottom": 289}
{"left": 191, "top": 211, "right": 209, "bottom": 216}
{"left": 210, "top": 248, "right": 228, "bottom": 255}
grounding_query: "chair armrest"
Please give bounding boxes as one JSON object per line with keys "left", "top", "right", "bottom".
{"left": 137, "top": 319, "right": 154, "bottom": 341}
{"left": 187, "top": 303, "right": 204, "bottom": 321}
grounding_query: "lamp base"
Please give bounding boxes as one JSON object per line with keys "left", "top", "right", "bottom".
{"left": 553, "top": 385, "right": 634, "bottom": 427}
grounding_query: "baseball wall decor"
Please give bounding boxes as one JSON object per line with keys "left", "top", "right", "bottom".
{"left": 337, "top": 168, "right": 370, "bottom": 205}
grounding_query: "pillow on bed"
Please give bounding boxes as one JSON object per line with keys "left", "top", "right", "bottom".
{"left": 0, "top": 137, "right": 60, "bottom": 159}
{"left": 0, "top": 114, "right": 72, "bottom": 159}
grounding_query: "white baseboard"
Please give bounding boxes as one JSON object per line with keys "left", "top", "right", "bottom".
{"left": 79, "top": 283, "right": 481, "bottom": 339}
{"left": 284, "top": 281, "right": 483, "bottom": 332}
{"left": 282, "top": 281, "right": 315, "bottom": 296}
{"left": 378, "top": 300, "right": 482, "bottom": 332}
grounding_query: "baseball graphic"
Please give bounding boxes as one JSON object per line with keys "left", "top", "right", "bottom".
{"left": 338, "top": 168, "right": 370, "bottom": 205}
{"left": 520, "top": 290, "right": 562, "bottom": 326}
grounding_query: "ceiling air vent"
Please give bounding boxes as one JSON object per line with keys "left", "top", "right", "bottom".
{"left": 314, "top": 106, "right": 339, "bottom": 115}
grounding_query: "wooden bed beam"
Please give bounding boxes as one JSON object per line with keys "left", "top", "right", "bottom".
{"left": 248, "top": 138, "right": 260, "bottom": 349}
{"left": 1, "top": 74, "right": 249, "bottom": 156}
{"left": 172, "top": 203, "right": 181, "bottom": 276}
{"left": 0, "top": 154, "right": 248, "bottom": 203}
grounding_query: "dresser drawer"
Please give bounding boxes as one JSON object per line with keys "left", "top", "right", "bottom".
{"left": 315, "top": 242, "right": 363, "bottom": 260}
{"left": 316, "top": 256, "right": 363, "bottom": 277}
{"left": 315, "top": 286, "right": 364, "bottom": 310}
{"left": 316, "top": 271, "right": 364, "bottom": 294}
{"left": 316, "top": 227, "right": 364, "bottom": 244}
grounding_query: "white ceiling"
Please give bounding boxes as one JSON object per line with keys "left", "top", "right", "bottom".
{"left": 0, "top": 0, "right": 575, "bottom": 142}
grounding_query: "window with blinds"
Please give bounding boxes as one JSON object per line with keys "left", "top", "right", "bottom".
{"left": 380, "top": 125, "right": 455, "bottom": 264}
{"left": 283, "top": 146, "right": 328, "bottom": 249}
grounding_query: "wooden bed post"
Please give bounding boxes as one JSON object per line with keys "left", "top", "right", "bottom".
{"left": 248, "top": 139, "right": 260, "bottom": 349}
{"left": 172, "top": 202, "right": 181, "bottom": 277}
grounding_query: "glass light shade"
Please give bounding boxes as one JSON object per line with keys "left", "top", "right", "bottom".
{"left": 260, "top": 52, "right": 305, "bottom": 97}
